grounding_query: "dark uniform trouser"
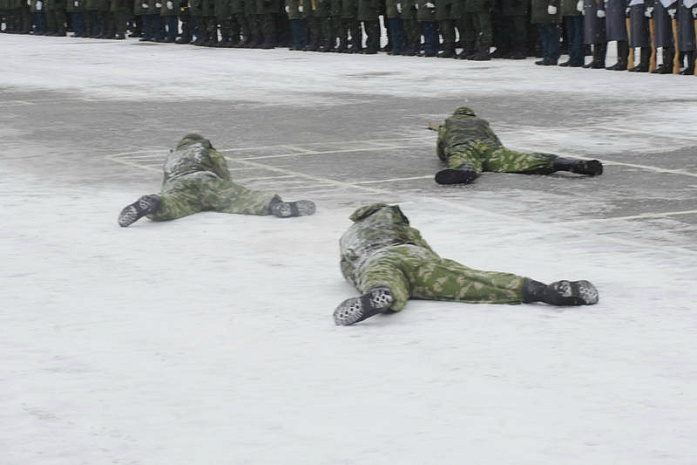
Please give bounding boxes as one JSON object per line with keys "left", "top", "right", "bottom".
{"left": 462, "top": 10, "right": 492, "bottom": 45}
{"left": 443, "top": 140, "right": 557, "bottom": 174}
{"left": 148, "top": 172, "right": 278, "bottom": 221}
{"left": 354, "top": 244, "right": 526, "bottom": 311}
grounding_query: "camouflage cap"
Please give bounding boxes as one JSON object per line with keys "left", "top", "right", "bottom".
{"left": 349, "top": 203, "right": 410, "bottom": 225}
{"left": 177, "top": 133, "right": 213, "bottom": 149}
{"left": 453, "top": 107, "right": 476, "bottom": 117}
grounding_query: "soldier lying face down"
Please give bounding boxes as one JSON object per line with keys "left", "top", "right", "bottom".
{"left": 118, "top": 134, "right": 315, "bottom": 227}
{"left": 432, "top": 107, "right": 603, "bottom": 185}
{"left": 334, "top": 203, "right": 599, "bottom": 326}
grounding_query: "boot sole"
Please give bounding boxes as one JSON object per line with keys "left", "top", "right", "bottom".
{"left": 435, "top": 169, "right": 478, "bottom": 185}
{"left": 118, "top": 195, "right": 160, "bottom": 227}
{"left": 333, "top": 287, "right": 394, "bottom": 326}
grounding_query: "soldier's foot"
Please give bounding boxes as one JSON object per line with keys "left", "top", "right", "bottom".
{"left": 333, "top": 286, "right": 394, "bottom": 326}
{"left": 545, "top": 280, "right": 599, "bottom": 306}
{"left": 435, "top": 167, "right": 478, "bottom": 185}
{"left": 269, "top": 199, "right": 316, "bottom": 218}
{"left": 118, "top": 195, "right": 161, "bottom": 227}
{"left": 571, "top": 159, "right": 603, "bottom": 176}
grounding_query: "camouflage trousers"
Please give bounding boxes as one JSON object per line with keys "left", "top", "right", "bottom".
{"left": 445, "top": 140, "right": 557, "bottom": 175}
{"left": 352, "top": 244, "right": 527, "bottom": 311}
{"left": 148, "top": 172, "right": 279, "bottom": 221}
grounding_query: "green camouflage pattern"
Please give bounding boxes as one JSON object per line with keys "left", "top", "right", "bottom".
{"left": 436, "top": 107, "right": 557, "bottom": 175}
{"left": 146, "top": 135, "right": 278, "bottom": 221}
{"left": 340, "top": 204, "right": 527, "bottom": 311}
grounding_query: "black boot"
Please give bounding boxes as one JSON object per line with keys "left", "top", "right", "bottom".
{"left": 467, "top": 43, "right": 491, "bottom": 61}
{"left": 522, "top": 279, "right": 599, "bottom": 306}
{"left": 335, "top": 38, "right": 347, "bottom": 53}
{"left": 584, "top": 43, "right": 606, "bottom": 69}
{"left": 457, "top": 41, "right": 476, "bottom": 59}
{"left": 679, "top": 50, "right": 695, "bottom": 75}
{"left": 318, "top": 38, "right": 334, "bottom": 52}
{"left": 552, "top": 157, "right": 603, "bottom": 176}
{"left": 435, "top": 165, "right": 479, "bottom": 185}
{"left": 438, "top": 43, "right": 456, "bottom": 58}
{"left": 268, "top": 198, "right": 316, "bottom": 218}
{"left": 651, "top": 47, "right": 675, "bottom": 73}
{"left": 118, "top": 195, "right": 161, "bottom": 227}
{"left": 606, "top": 40, "right": 628, "bottom": 70}
{"left": 629, "top": 47, "right": 650, "bottom": 72}
{"left": 333, "top": 286, "right": 394, "bottom": 326}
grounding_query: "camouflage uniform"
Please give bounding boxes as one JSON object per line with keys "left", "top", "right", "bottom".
{"left": 436, "top": 107, "right": 556, "bottom": 176}
{"left": 340, "top": 204, "right": 527, "bottom": 312}
{"left": 147, "top": 135, "right": 279, "bottom": 221}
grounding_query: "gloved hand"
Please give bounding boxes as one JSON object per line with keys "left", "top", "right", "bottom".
{"left": 284, "top": 4, "right": 289, "bottom": 12}
{"left": 166, "top": 0, "right": 173, "bottom": 8}
{"left": 36, "top": 0, "right": 42, "bottom": 9}
{"left": 577, "top": 0, "right": 583, "bottom": 12}
{"left": 414, "top": 2, "right": 418, "bottom": 8}
{"left": 625, "top": 6, "right": 630, "bottom": 16}
{"left": 142, "top": 2, "right": 148, "bottom": 8}
{"left": 667, "top": 7, "right": 676, "bottom": 18}
{"left": 547, "top": 4, "right": 557, "bottom": 14}
{"left": 155, "top": 1, "right": 161, "bottom": 7}
{"left": 692, "top": 6, "right": 697, "bottom": 18}
{"left": 644, "top": 5, "right": 653, "bottom": 17}
{"left": 597, "top": 8, "right": 605, "bottom": 17}
{"left": 74, "top": 0, "right": 78, "bottom": 5}
{"left": 396, "top": 2, "right": 402, "bottom": 12}
{"left": 425, "top": 2, "right": 435, "bottom": 8}
{"left": 298, "top": 4, "right": 303, "bottom": 11}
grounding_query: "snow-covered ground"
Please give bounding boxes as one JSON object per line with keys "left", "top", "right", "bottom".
{"left": 1, "top": 36, "right": 697, "bottom": 465}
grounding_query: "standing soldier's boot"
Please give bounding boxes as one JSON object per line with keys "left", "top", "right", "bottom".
{"left": 651, "top": 46, "right": 675, "bottom": 73}
{"left": 457, "top": 41, "right": 475, "bottom": 59}
{"left": 606, "top": 40, "right": 629, "bottom": 70}
{"left": 468, "top": 43, "right": 491, "bottom": 60}
{"left": 552, "top": 157, "right": 603, "bottom": 176}
{"left": 629, "top": 47, "right": 651, "bottom": 72}
{"left": 435, "top": 165, "right": 479, "bottom": 185}
{"left": 335, "top": 37, "right": 347, "bottom": 52}
{"left": 438, "top": 43, "right": 456, "bottom": 58}
{"left": 584, "top": 43, "right": 607, "bottom": 68}
{"left": 333, "top": 286, "right": 394, "bottom": 326}
{"left": 522, "top": 279, "right": 599, "bottom": 306}
{"left": 680, "top": 50, "right": 696, "bottom": 75}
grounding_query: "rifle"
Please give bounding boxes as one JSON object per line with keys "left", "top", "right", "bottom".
{"left": 427, "top": 122, "right": 441, "bottom": 131}
{"left": 627, "top": 17, "right": 635, "bottom": 67}
{"left": 649, "top": 18, "right": 657, "bottom": 71}
{"left": 673, "top": 16, "right": 680, "bottom": 73}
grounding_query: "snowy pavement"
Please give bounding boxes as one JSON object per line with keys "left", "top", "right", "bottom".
{"left": 1, "top": 35, "right": 697, "bottom": 465}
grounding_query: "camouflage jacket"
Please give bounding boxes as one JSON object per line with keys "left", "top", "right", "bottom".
{"left": 340, "top": 204, "right": 435, "bottom": 283}
{"left": 162, "top": 140, "right": 231, "bottom": 186}
{"left": 436, "top": 108, "right": 503, "bottom": 162}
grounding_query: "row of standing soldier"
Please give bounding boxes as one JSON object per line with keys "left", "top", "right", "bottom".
{"left": 1, "top": 0, "right": 695, "bottom": 73}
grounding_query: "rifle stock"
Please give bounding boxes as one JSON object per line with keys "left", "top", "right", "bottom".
{"left": 649, "top": 18, "right": 657, "bottom": 71}
{"left": 673, "top": 17, "right": 680, "bottom": 73}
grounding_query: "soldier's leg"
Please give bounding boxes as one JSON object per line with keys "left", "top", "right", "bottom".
{"left": 407, "top": 257, "right": 526, "bottom": 304}
{"left": 353, "top": 248, "right": 415, "bottom": 312}
{"left": 435, "top": 142, "right": 486, "bottom": 184}
{"left": 484, "top": 147, "right": 603, "bottom": 176}
{"left": 438, "top": 19, "right": 456, "bottom": 57}
{"left": 362, "top": 19, "right": 379, "bottom": 53}
{"left": 147, "top": 179, "right": 206, "bottom": 221}
{"left": 201, "top": 177, "right": 279, "bottom": 216}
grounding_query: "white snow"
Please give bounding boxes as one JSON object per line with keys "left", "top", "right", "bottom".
{"left": 1, "top": 36, "right": 697, "bottom": 465}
